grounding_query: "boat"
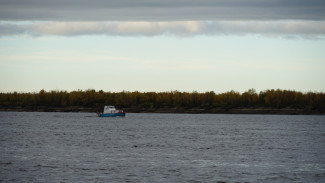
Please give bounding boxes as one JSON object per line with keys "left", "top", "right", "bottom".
{"left": 97, "top": 105, "right": 126, "bottom": 117}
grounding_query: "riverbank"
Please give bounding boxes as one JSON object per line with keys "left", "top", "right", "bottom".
{"left": 124, "top": 107, "right": 324, "bottom": 115}
{"left": 1, "top": 89, "right": 324, "bottom": 115}
{"left": 0, "top": 106, "right": 324, "bottom": 115}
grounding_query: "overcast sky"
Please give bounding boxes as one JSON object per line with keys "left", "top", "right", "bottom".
{"left": 1, "top": 0, "right": 325, "bottom": 93}
{"left": 1, "top": 0, "right": 325, "bottom": 21}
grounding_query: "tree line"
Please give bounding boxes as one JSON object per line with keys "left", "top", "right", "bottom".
{"left": 0, "top": 89, "right": 324, "bottom": 111}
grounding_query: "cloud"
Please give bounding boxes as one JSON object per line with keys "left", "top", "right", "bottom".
{"left": 1, "top": 0, "right": 324, "bottom": 39}
{"left": 0, "top": 0, "right": 324, "bottom": 21}
{"left": 0, "top": 22, "right": 27, "bottom": 36}
{"left": 1, "top": 21, "right": 325, "bottom": 38}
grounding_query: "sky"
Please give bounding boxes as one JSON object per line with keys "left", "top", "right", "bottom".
{"left": 1, "top": 0, "right": 325, "bottom": 93}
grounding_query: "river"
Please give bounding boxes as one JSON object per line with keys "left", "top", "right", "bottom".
{"left": 1, "top": 112, "right": 325, "bottom": 182}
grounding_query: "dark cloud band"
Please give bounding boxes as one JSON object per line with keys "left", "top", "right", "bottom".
{"left": 0, "top": 0, "right": 324, "bottom": 21}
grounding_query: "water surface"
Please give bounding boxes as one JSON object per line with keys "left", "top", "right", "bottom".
{"left": 1, "top": 112, "right": 325, "bottom": 182}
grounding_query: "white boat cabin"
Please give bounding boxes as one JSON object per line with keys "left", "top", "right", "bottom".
{"left": 103, "top": 105, "right": 119, "bottom": 114}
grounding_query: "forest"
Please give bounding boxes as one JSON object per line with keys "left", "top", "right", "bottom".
{"left": 0, "top": 89, "right": 324, "bottom": 114}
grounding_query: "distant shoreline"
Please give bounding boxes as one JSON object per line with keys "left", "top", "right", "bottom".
{"left": 1, "top": 89, "right": 324, "bottom": 115}
{"left": 1, "top": 106, "right": 324, "bottom": 115}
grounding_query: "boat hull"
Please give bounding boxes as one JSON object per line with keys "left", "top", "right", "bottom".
{"left": 98, "top": 112, "right": 125, "bottom": 117}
